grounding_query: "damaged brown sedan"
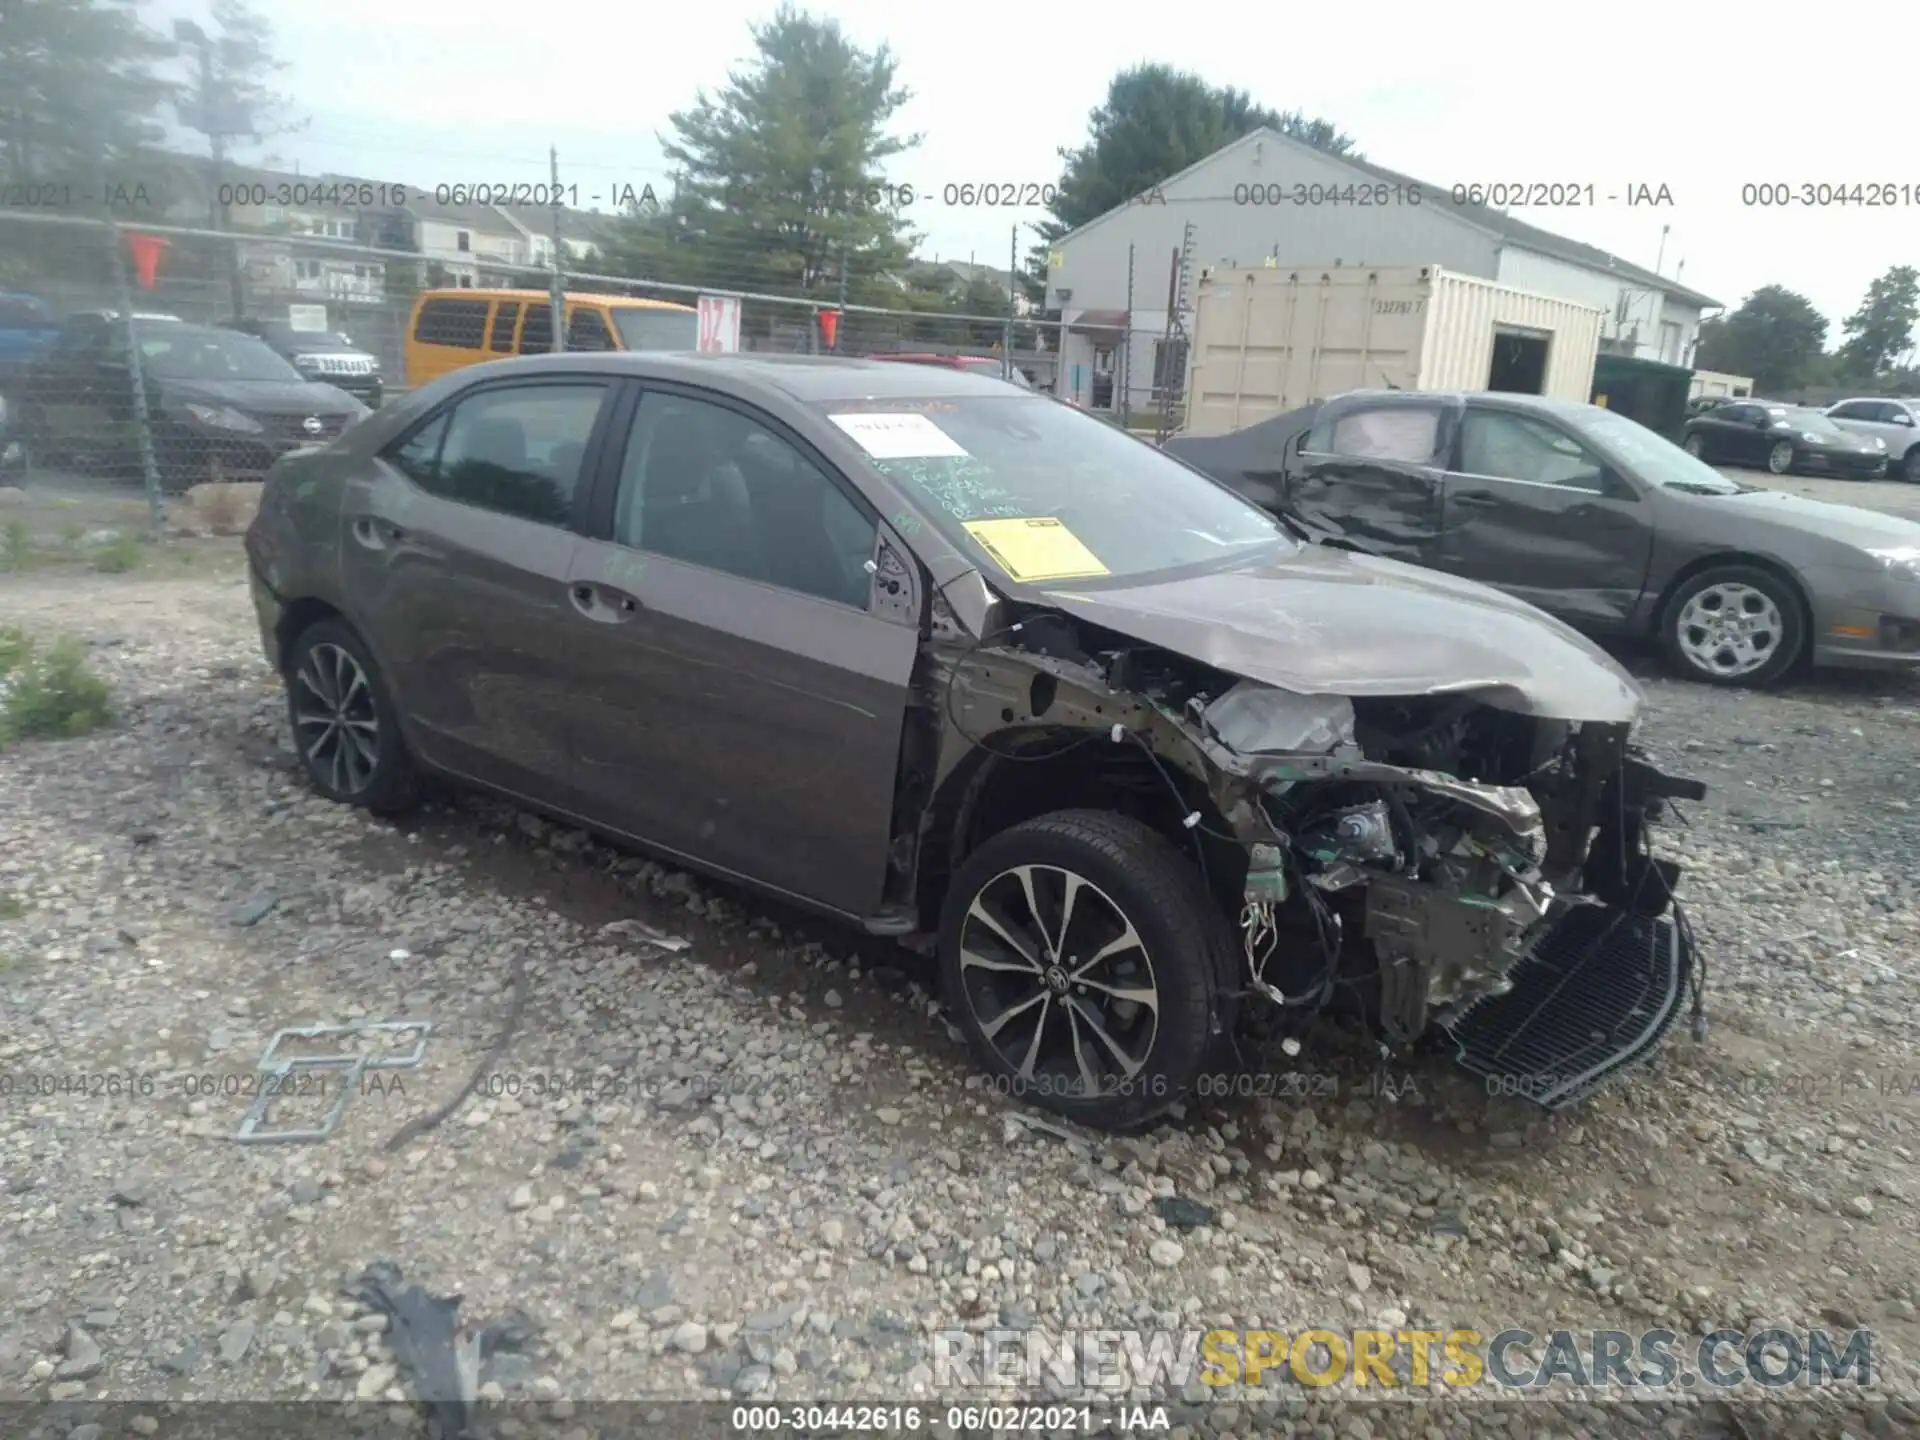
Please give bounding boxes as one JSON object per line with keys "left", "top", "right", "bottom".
{"left": 245, "top": 352, "right": 1707, "bottom": 1132}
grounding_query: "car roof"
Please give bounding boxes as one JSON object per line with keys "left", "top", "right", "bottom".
{"left": 461, "top": 350, "right": 1032, "bottom": 402}
{"left": 413, "top": 288, "right": 694, "bottom": 312}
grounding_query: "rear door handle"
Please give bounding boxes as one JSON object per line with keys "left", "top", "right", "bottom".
{"left": 570, "top": 583, "right": 639, "bottom": 622}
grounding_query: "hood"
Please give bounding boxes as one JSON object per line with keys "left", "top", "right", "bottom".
{"left": 1687, "top": 487, "right": 1920, "bottom": 550}
{"left": 159, "top": 377, "right": 364, "bottom": 414}
{"left": 1040, "top": 545, "right": 1644, "bottom": 723}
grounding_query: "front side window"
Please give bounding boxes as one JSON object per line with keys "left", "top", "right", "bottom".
{"left": 816, "top": 395, "right": 1288, "bottom": 586}
{"left": 566, "top": 307, "right": 615, "bottom": 352}
{"left": 614, "top": 391, "right": 875, "bottom": 607}
{"left": 394, "top": 383, "right": 606, "bottom": 526}
{"left": 1457, "top": 411, "right": 1607, "bottom": 492}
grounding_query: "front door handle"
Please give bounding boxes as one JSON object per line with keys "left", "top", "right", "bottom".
{"left": 1452, "top": 491, "right": 1498, "bottom": 507}
{"left": 570, "top": 583, "right": 639, "bottom": 622}
{"left": 350, "top": 516, "right": 404, "bottom": 549}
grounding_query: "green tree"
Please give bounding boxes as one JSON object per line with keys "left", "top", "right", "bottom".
{"left": 596, "top": 5, "right": 920, "bottom": 317}
{"left": 0, "top": 0, "right": 176, "bottom": 185}
{"left": 1834, "top": 265, "right": 1920, "bottom": 383}
{"left": 1026, "top": 64, "right": 1358, "bottom": 291}
{"left": 201, "top": 0, "right": 302, "bottom": 145}
{"left": 1694, "top": 286, "right": 1829, "bottom": 395}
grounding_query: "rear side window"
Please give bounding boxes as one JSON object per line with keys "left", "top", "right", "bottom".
{"left": 518, "top": 304, "right": 553, "bottom": 354}
{"left": 414, "top": 298, "right": 489, "bottom": 349}
{"left": 1314, "top": 407, "right": 1440, "bottom": 463}
{"left": 391, "top": 382, "right": 606, "bottom": 527}
{"left": 489, "top": 303, "right": 521, "bottom": 353}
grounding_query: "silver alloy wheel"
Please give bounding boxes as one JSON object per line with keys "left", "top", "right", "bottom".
{"left": 292, "top": 642, "right": 380, "bottom": 793}
{"left": 1682, "top": 434, "right": 1705, "bottom": 457}
{"left": 1675, "top": 582, "right": 1784, "bottom": 679}
{"left": 1767, "top": 441, "right": 1794, "bottom": 474}
{"left": 957, "top": 863, "right": 1160, "bottom": 1095}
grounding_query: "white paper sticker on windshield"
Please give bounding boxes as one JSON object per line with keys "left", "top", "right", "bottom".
{"left": 831, "top": 411, "right": 970, "bottom": 459}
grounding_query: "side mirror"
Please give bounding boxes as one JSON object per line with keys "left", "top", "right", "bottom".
{"left": 1899, "top": 414, "right": 1916, "bottom": 428}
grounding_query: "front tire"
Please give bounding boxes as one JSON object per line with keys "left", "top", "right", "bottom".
{"left": 1660, "top": 564, "right": 1804, "bottom": 687}
{"left": 1902, "top": 447, "right": 1920, "bottom": 484}
{"left": 284, "top": 618, "right": 421, "bottom": 814}
{"left": 938, "top": 809, "right": 1236, "bottom": 1132}
{"left": 1766, "top": 440, "right": 1795, "bottom": 475}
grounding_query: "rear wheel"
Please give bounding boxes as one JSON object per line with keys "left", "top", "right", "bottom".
{"left": 1902, "top": 447, "right": 1920, "bottom": 484}
{"left": 284, "top": 618, "right": 421, "bottom": 814}
{"left": 1660, "top": 564, "right": 1804, "bottom": 687}
{"left": 1766, "top": 440, "right": 1795, "bottom": 475}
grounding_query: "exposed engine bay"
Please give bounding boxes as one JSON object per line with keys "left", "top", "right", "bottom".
{"left": 916, "top": 599, "right": 1708, "bottom": 1108}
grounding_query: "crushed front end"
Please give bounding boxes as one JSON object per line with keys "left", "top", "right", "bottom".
{"left": 1198, "top": 682, "right": 1707, "bottom": 1109}
{"left": 923, "top": 606, "right": 1709, "bottom": 1114}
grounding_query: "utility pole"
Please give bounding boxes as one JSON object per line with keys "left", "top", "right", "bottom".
{"left": 548, "top": 146, "right": 566, "bottom": 352}
{"left": 1005, "top": 224, "right": 1018, "bottom": 380}
{"left": 1120, "top": 243, "right": 1135, "bottom": 426}
{"left": 100, "top": 145, "right": 165, "bottom": 535}
{"left": 834, "top": 232, "right": 848, "bottom": 352}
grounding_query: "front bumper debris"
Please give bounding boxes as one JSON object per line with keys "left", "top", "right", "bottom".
{"left": 1437, "top": 902, "right": 1695, "bottom": 1110}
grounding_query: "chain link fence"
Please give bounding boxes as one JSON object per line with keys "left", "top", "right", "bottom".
{"left": 0, "top": 208, "right": 1180, "bottom": 517}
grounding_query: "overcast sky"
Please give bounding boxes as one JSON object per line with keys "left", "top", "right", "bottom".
{"left": 146, "top": 0, "right": 1916, "bottom": 336}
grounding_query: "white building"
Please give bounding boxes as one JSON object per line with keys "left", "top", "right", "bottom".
{"left": 1044, "top": 127, "right": 1720, "bottom": 413}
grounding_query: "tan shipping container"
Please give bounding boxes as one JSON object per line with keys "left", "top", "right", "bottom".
{"left": 1182, "top": 265, "right": 1605, "bottom": 438}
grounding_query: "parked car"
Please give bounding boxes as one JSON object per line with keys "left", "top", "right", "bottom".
{"left": 1681, "top": 399, "right": 1886, "bottom": 478}
{"left": 405, "top": 288, "right": 699, "bottom": 389}
{"left": 245, "top": 353, "right": 1705, "bottom": 1130}
{"left": 867, "top": 352, "right": 1035, "bottom": 389}
{"left": 1166, "top": 390, "right": 1920, "bottom": 688}
{"left": 1825, "top": 397, "right": 1920, "bottom": 483}
{"left": 221, "top": 317, "right": 383, "bottom": 407}
{"left": 0, "top": 291, "right": 62, "bottom": 388}
{"left": 14, "top": 316, "right": 368, "bottom": 491}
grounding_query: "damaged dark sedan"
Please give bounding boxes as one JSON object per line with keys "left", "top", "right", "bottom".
{"left": 245, "top": 354, "right": 1705, "bottom": 1131}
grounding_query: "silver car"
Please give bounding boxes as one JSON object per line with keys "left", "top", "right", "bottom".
{"left": 1826, "top": 397, "right": 1920, "bottom": 482}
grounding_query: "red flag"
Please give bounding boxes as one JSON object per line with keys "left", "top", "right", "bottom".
{"left": 817, "top": 308, "right": 840, "bottom": 350}
{"left": 126, "top": 232, "right": 170, "bottom": 290}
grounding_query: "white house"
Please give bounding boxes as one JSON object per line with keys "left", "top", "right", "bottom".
{"left": 1044, "top": 127, "right": 1721, "bottom": 413}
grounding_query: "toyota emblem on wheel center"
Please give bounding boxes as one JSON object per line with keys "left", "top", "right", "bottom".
{"left": 302, "top": 415, "right": 324, "bottom": 435}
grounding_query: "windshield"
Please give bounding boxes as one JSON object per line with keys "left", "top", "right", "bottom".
{"left": 1568, "top": 406, "right": 1745, "bottom": 494}
{"left": 137, "top": 328, "right": 305, "bottom": 382}
{"left": 611, "top": 306, "right": 699, "bottom": 350}
{"left": 818, "top": 395, "right": 1291, "bottom": 584}
{"left": 1787, "top": 410, "right": 1845, "bottom": 438}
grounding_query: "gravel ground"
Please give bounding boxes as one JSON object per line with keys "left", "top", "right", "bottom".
{"left": 2, "top": 545, "right": 1919, "bottom": 1440}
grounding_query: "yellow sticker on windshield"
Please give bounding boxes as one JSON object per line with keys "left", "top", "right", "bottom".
{"left": 961, "top": 517, "right": 1110, "bottom": 582}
